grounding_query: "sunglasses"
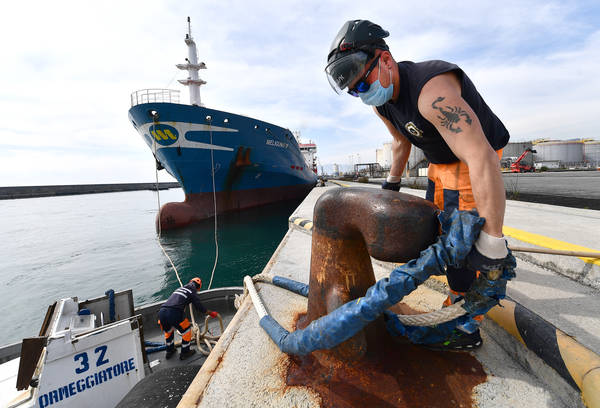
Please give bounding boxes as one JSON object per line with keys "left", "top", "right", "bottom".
{"left": 347, "top": 54, "right": 381, "bottom": 97}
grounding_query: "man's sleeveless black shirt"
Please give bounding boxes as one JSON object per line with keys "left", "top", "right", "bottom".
{"left": 376, "top": 60, "right": 510, "bottom": 164}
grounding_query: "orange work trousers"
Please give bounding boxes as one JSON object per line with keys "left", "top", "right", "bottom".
{"left": 425, "top": 150, "right": 503, "bottom": 293}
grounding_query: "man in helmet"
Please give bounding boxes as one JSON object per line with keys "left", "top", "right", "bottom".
{"left": 325, "top": 20, "right": 512, "bottom": 351}
{"left": 158, "top": 277, "right": 218, "bottom": 360}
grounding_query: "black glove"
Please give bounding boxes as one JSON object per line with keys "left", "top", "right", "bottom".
{"left": 462, "top": 246, "right": 516, "bottom": 315}
{"left": 381, "top": 180, "right": 401, "bottom": 191}
{"left": 466, "top": 246, "right": 507, "bottom": 280}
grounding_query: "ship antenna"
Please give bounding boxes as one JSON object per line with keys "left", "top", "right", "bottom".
{"left": 177, "top": 17, "right": 207, "bottom": 106}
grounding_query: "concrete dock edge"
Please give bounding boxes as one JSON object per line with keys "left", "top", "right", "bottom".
{"left": 288, "top": 216, "right": 314, "bottom": 234}
{"left": 178, "top": 296, "right": 254, "bottom": 408}
{"left": 177, "top": 227, "right": 297, "bottom": 408}
{"left": 486, "top": 298, "right": 600, "bottom": 408}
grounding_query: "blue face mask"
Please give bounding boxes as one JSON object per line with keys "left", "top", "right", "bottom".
{"left": 359, "top": 62, "right": 394, "bottom": 106}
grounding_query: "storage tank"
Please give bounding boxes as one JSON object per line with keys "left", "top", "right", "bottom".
{"left": 408, "top": 145, "right": 426, "bottom": 170}
{"left": 584, "top": 141, "right": 600, "bottom": 167}
{"left": 382, "top": 142, "right": 392, "bottom": 167}
{"left": 535, "top": 140, "right": 584, "bottom": 165}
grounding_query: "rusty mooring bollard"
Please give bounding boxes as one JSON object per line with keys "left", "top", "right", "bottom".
{"left": 298, "top": 187, "right": 439, "bottom": 360}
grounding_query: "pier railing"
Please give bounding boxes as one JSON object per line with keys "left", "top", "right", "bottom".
{"left": 130, "top": 89, "right": 180, "bottom": 107}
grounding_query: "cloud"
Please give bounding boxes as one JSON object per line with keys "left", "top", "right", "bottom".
{"left": 465, "top": 29, "right": 600, "bottom": 140}
{"left": 0, "top": 146, "right": 171, "bottom": 186}
{"left": 1, "top": 0, "right": 598, "bottom": 184}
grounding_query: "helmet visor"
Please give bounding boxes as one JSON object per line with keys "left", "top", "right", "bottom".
{"left": 325, "top": 51, "right": 369, "bottom": 94}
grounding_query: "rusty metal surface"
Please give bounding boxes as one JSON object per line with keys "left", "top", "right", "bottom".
{"left": 312, "top": 188, "right": 439, "bottom": 261}
{"left": 288, "top": 188, "right": 488, "bottom": 407}
{"left": 287, "top": 317, "right": 487, "bottom": 408}
{"left": 299, "top": 188, "right": 439, "bottom": 360}
{"left": 225, "top": 146, "right": 252, "bottom": 190}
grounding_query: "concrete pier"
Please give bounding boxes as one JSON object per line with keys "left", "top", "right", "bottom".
{"left": 178, "top": 181, "right": 600, "bottom": 408}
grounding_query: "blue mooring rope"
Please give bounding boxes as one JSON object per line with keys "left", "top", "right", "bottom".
{"left": 255, "top": 210, "right": 515, "bottom": 355}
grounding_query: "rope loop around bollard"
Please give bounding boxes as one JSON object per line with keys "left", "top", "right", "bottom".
{"left": 393, "top": 300, "right": 466, "bottom": 326}
{"left": 244, "top": 273, "right": 466, "bottom": 327}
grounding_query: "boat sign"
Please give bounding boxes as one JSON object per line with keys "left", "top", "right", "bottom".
{"left": 34, "top": 319, "right": 145, "bottom": 408}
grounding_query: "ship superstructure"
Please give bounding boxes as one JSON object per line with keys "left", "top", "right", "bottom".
{"left": 300, "top": 144, "right": 318, "bottom": 174}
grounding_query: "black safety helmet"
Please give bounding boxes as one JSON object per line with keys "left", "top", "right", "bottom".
{"left": 325, "top": 20, "right": 389, "bottom": 94}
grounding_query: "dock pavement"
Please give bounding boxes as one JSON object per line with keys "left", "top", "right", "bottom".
{"left": 388, "top": 172, "right": 600, "bottom": 210}
{"left": 178, "top": 181, "right": 600, "bottom": 408}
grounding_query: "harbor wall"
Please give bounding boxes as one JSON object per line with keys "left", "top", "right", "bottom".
{"left": 0, "top": 182, "right": 181, "bottom": 200}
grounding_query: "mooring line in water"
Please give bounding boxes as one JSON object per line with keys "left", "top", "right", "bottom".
{"left": 206, "top": 115, "right": 219, "bottom": 291}
{"left": 153, "top": 136, "right": 183, "bottom": 285}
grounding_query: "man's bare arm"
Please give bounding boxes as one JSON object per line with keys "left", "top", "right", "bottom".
{"left": 417, "top": 73, "right": 505, "bottom": 238}
{"left": 373, "top": 107, "right": 411, "bottom": 178}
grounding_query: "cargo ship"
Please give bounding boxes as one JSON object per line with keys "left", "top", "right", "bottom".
{"left": 128, "top": 18, "right": 317, "bottom": 230}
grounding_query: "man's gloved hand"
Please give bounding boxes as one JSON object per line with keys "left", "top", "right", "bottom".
{"left": 462, "top": 231, "right": 516, "bottom": 315}
{"left": 208, "top": 311, "right": 218, "bottom": 318}
{"left": 382, "top": 175, "right": 401, "bottom": 191}
{"left": 466, "top": 246, "right": 507, "bottom": 281}
{"left": 466, "top": 230, "right": 509, "bottom": 276}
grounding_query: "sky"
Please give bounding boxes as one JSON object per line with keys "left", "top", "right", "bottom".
{"left": 1, "top": 0, "right": 599, "bottom": 185}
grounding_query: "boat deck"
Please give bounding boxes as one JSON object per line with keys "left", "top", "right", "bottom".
{"left": 116, "top": 288, "right": 242, "bottom": 407}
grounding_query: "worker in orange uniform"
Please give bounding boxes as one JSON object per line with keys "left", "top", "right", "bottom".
{"left": 325, "top": 20, "right": 512, "bottom": 350}
{"left": 158, "top": 278, "right": 218, "bottom": 360}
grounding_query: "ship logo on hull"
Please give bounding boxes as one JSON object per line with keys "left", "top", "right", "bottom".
{"left": 139, "top": 122, "right": 235, "bottom": 151}
{"left": 150, "top": 124, "right": 179, "bottom": 146}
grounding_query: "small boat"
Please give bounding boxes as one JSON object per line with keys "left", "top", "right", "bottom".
{"left": 0, "top": 287, "right": 242, "bottom": 408}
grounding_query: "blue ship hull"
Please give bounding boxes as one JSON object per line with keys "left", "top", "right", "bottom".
{"left": 128, "top": 103, "right": 317, "bottom": 229}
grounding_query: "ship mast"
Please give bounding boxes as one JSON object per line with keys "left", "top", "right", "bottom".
{"left": 177, "top": 17, "right": 207, "bottom": 106}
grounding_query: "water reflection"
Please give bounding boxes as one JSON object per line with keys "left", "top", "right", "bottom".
{"left": 152, "top": 198, "right": 303, "bottom": 300}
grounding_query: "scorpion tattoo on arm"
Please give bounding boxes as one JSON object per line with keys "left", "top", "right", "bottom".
{"left": 431, "top": 96, "right": 472, "bottom": 133}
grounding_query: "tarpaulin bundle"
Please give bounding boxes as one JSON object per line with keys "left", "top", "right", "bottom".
{"left": 144, "top": 340, "right": 167, "bottom": 354}
{"left": 259, "top": 209, "right": 518, "bottom": 356}
{"left": 105, "top": 289, "right": 116, "bottom": 322}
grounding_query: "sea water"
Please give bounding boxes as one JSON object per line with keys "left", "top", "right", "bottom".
{"left": 0, "top": 189, "right": 301, "bottom": 345}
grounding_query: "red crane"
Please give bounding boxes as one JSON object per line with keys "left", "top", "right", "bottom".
{"left": 510, "top": 148, "right": 537, "bottom": 173}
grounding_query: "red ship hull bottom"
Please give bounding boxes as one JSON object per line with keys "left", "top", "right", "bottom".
{"left": 157, "top": 183, "right": 315, "bottom": 230}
